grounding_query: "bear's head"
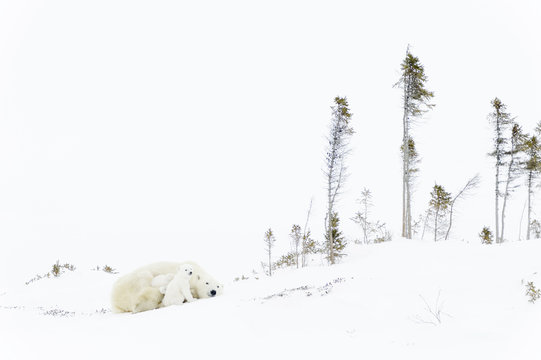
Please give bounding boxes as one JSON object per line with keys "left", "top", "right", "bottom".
{"left": 194, "top": 274, "right": 224, "bottom": 298}
{"left": 178, "top": 264, "right": 193, "bottom": 279}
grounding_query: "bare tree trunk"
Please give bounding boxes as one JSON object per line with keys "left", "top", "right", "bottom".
{"left": 495, "top": 164, "right": 500, "bottom": 243}
{"left": 402, "top": 170, "right": 407, "bottom": 237}
{"left": 301, "top": 199, "right": 312, "bottom": 268}
{"left": 519, "top": 200, "right": 526, "bottom": 241}
{"left": 406, "top": 178, "right": 412, "bottom": 238}
{"left": 501, "top": 152, "right": 516, "bottom": 243}
{"left": 295, "top": 240, "right": 299, "bottom": 269}
{"left": 434, "top": 209, "right": 438, "bottom": 242}
{"left": 402, "top": 139, "right": 407, "bottom": 238}
{"left": 527, "top": 171, "right": 532, "bottom": 240}
{"left": 328, "top": 206, "right": 333, "bottom": 265}
{"left": 268, "top": 249, "right": 272, "bottom": 277}
{"left": 327, "top": 173, "right": 334, "bottom": 265}
{"left": 445, "top": 202, "right": 454, "bottom": 241}
{"left": 445, "top": 175, "right": 479, "bottom": 241}
{"left": 421, "top": 211, "right": 429, "bottom": 241}
{"left": 402, "top": 74, "right": 410, "bottom": 239}
{"left": 363, "top": 197, "right": 368, "bottom": 244}
{"left": 501, "top": 185, "right": 508, "bottom": 243}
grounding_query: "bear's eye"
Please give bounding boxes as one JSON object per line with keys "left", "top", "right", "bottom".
{"left": 206, "top": 282, "right": 209, "bottom": 285}
{"left": 217, "top": 286, "right": 220, "bottom": 288}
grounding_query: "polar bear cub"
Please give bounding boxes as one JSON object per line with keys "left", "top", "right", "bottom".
{"left": 160, "top": 263, "right": 195, "bottom": 307}
{"left": 150, "top": 273, "right": 174, "bottom": 294}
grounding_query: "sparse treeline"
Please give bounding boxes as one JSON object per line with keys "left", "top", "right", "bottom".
{"left": 262, "top": 47, "right": 541, "bottom": 273}
{"left": 488, "top": 98, "right": 541, "bottom": 243}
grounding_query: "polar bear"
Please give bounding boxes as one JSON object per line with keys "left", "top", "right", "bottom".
{"left": 161, "top": 264, "right": 194, "bottom": 306}
{"left": 151, "top": 273, "right": 174, "bottom": 294}
{"left": 111, "top": 261, "right": 223, "bottom": 313}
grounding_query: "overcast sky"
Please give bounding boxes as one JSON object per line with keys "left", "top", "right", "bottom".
{"left": 1, "top": 0, "right": 540, "bottom": 286}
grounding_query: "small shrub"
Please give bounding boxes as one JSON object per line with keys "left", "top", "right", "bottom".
{"left": 51, "top": 260, "right": 76, "bottom": 277}
{"left": 234, "top": 275, "right": 250, "bottom": 282}
{"left": 51, "top": 262, "right": 61, "bottom": 277}
{"left": 302, "top": 234, "right": 318, "bottom": 255}
{"left": 26, "top": 260, "right": 76, "bottom": 285}
{"left": 103, "top": 265, "right": 117, "bottom": 273}
{"left": 274, "top": 253, "right": 297, "bottom": 269}
{"left": 92, "top": 265, "right": 118, "bottom": 274}
{"left": 530, "top": 220, "right": 541, "bottom": 239}
{"left": 525, "top": 281, "right": 541, "bottom": 303}
{"left": 479, "top": 226, "right": 493, "bottom": 244}
{"left": 374, "top": 228, "right": 392, "bottom": 244}
{"left": 372, "top": 221, "right": 392, "bottom": 244}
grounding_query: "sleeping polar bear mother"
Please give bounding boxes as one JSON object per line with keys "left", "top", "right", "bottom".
{"left": 111, "top": 261, "right": 223, "bottom": 313}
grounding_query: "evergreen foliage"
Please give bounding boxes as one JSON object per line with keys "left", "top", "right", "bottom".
{"left": 525, "top": 281, "right": 541, "bottom": 303}
{"left": 479, "top": 226, "right": 494, "bottom": 244}
{"left": 302, "top": 230, "right": 318, "bottom": 258}
{"left": 26, "top": 260, "right": 76, "bottom": 285}
{"left": 521, "top": 132, "right": 541, "bottom": 240}
{"left": 400, "top": 137, "right": 420, "bottom": 177}
{"left": 274, "top": 253, "right": 297, "bottom": 269}
{"left": 325, "top": 96, "right": 353, "bottom": 264}
{"left": 264, "top": 228, "right": 276, "bottom": 276}
{"left": 289, "top": 224, "right": 302, "bottom": 269}
{"left": 500, "top": 122, "right": 525, "bottom": 242}
{"left": 530, "top": 220, "right": 541, "bottom": 239}
{"left": 395, "top": 47, "right": 434, "bottom": 239}
{"left": 324, "top": 212, "right": 347, "bottom": 262}
{"left": 352, "top": 188, "right": 392, "bottom": 244}
{"left": 51, "top": 260, "right": 76, "bottom": 277}
{"left": 488, "top": 97, "right": 514, "bottom": 243}
{"left": 301, "top": 199, "right": 314, "bottom": 268}
{"left": 93, "top": 265, "right": 118, "bottom": 274}
{"left": 428, "top": 184, "right": 451, "bottom": 241}
{"left": 395, "top": 50, "right": 435, "bottom": 117}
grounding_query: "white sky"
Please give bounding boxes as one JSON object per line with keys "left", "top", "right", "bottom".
{"left": 0, "top": 0, "right": 540, "bottom": 286}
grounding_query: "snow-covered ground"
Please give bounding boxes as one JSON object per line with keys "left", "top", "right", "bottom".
{"left": 1, "top": 238, "right": 539, "bottom": 360}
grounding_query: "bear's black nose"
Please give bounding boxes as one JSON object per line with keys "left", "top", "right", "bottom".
{"left": 189, "top": 272, "right": 192, "bottom": 275}
{"left": 210, "top": 290, "right": 217, "bottom": 296}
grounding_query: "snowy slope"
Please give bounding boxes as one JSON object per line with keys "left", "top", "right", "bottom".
{"left": 1, "top": 239, "right": 540, "bottom": 360}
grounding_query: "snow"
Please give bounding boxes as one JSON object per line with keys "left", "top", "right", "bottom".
{"left": 1, "top": 2, "right": 541, "bottom": 358}
{"left": 1, "top": 238, "right": 540, "bottom": 359}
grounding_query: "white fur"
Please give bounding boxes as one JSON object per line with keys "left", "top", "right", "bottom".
{"left": 111, "top": 261, "right": 224, "bottom": 313}
{"left": 161, "top": 264, "right": 194, "bottom": 306}
{"left": 151, "top": 273, "right": 174, "bottom": 294}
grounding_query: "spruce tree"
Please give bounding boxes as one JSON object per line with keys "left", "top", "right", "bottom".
{"left": 488, "top": 97, "right": 513, "bottom": 243}
{"left": 352, "top": 188, "right": 373, "bottom": 244}
{"left": 324, "top": 96, "right": 353, "bottom": 264}
{"left": 301, "top": 198, "right": 313, "bottom": 267}
{"left": 428, "top": 184, "right": 451, "bottom": 241}
{"left": 530, "top": 219, "right": 541, "bottom": 239}
{"left": 500, "top": 122, "right": 525, "bottom": 242}
{"left": 522, "top": 132, "right": 541, "bottom": 240}
{"left": 325, "top": 212, "right": 346, "bottom": 262}
{"left": 290, "top": 224, "right": 302, "bottom": 269}
{"left": 479, "top": 226, "right": 494, "bottom": 244}
{"left": 395, "top": 48, "right": 434, "bottom": 239}
{"left": 400, "top": 136, "right": 420, "bottom": 235}
{"left": 263, "top": 228, "right": 276, "bottom": 276}
{"left": 301, "top": 230, "right": 317, "bottom": 266}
